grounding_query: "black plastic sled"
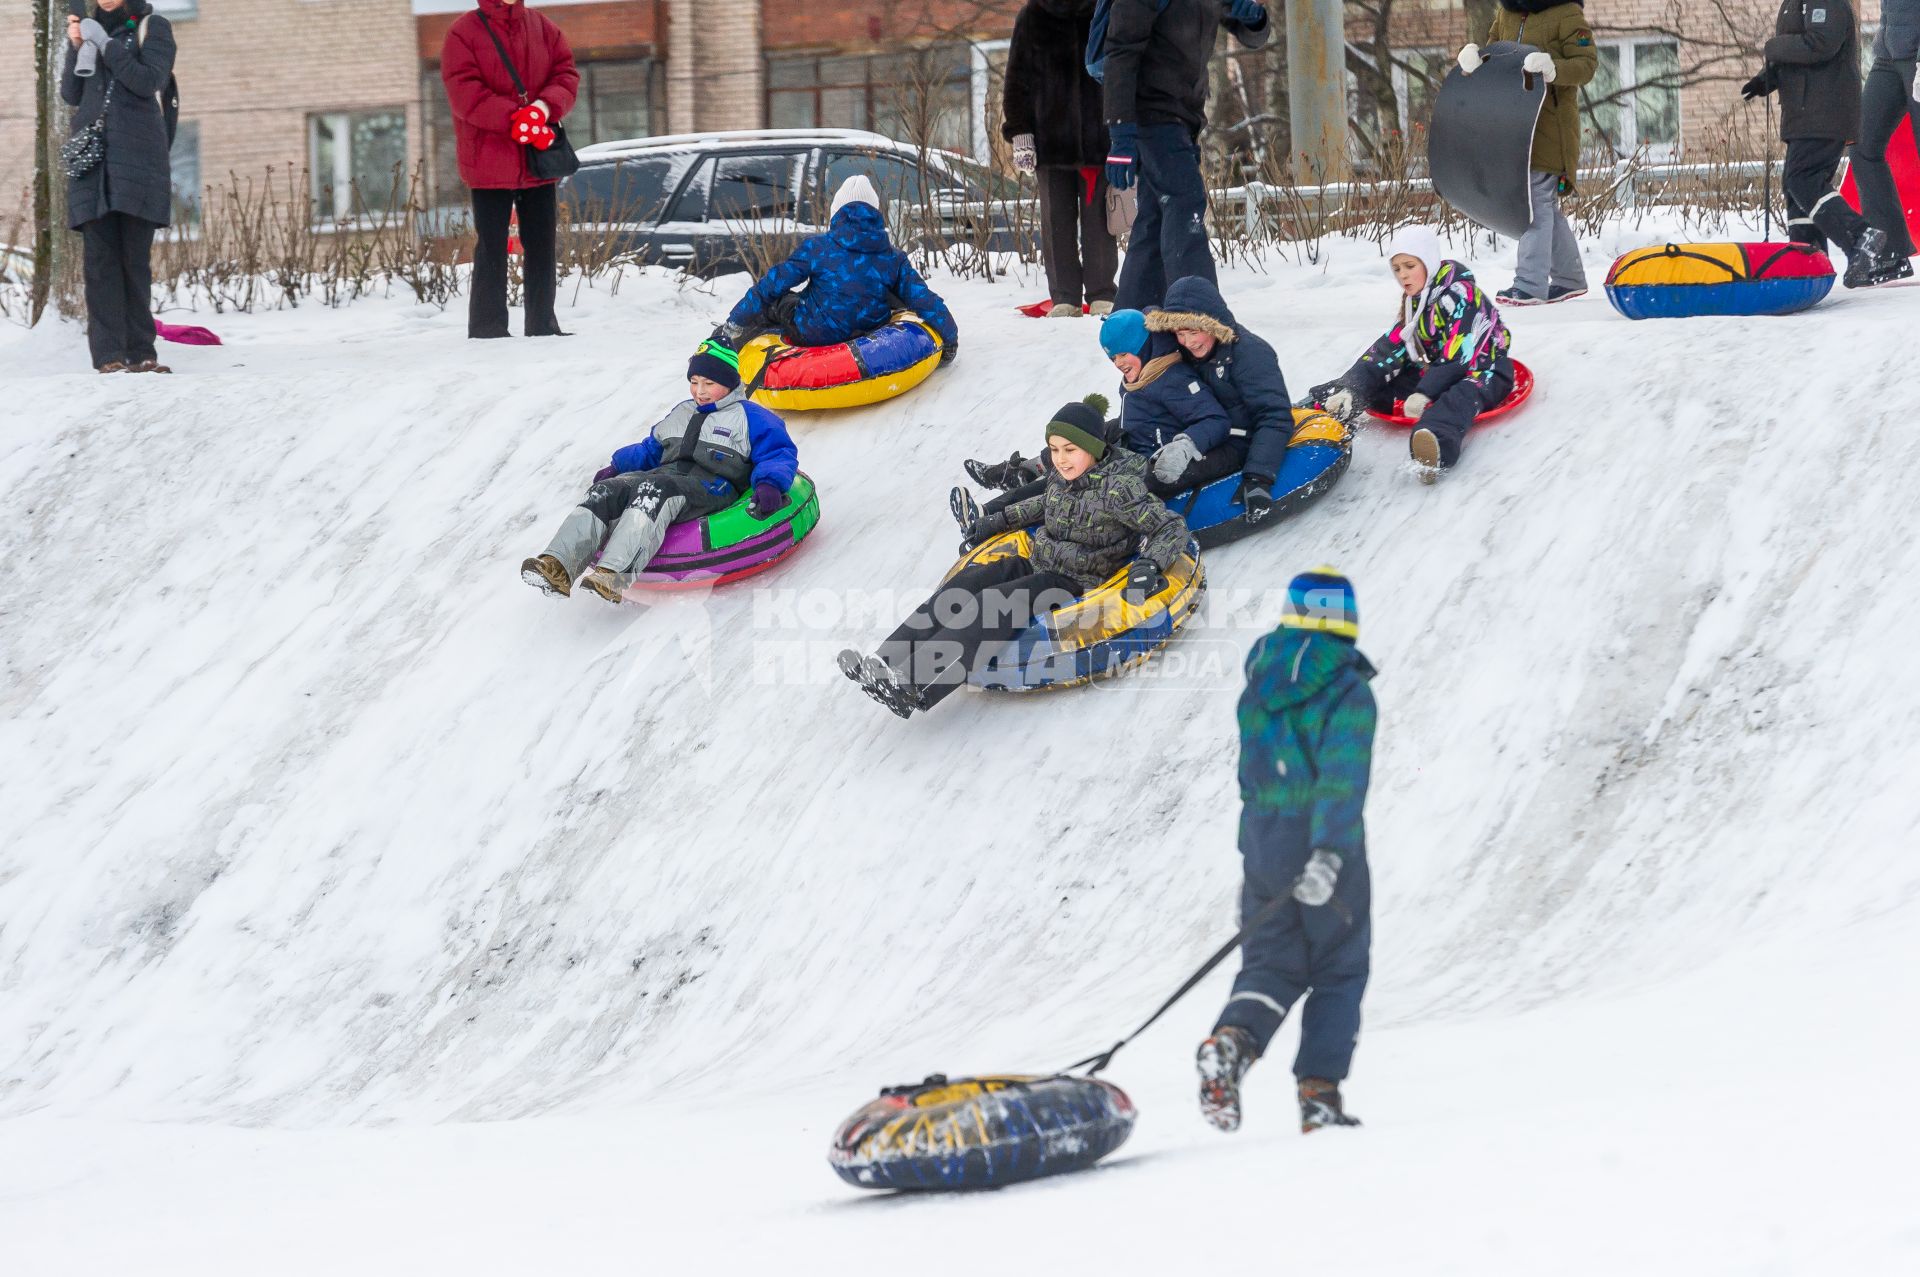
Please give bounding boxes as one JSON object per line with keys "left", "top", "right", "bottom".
{"left": 1429, "top": 41, "right": 1549, "bottom": 240}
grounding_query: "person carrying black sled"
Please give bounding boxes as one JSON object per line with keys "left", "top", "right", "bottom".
{"left": 1198, "top": 568, "right": 1376, "bottom": 1135}
{"left": 520, "top": 341, "right": 798, "bottom": 602}
{"left": 1744, "top": 0, "right": 1910, "bottom": 287}
{"left": 840, "top": 397, "right": 1187, "bottom": 718}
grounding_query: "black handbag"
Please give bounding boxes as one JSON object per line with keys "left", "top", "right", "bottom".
{"left": 61, "top": 77, "right": 112, "bottom": 180}
{"left": 476, "top": 13, "right": 579, "bottom": 183}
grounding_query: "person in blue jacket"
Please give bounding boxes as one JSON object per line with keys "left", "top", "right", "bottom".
{"left": 716, "top": 175, "right": 961, "bottom": 362}
{"left": 1198, "top": 568, "right": 1376, "bottom": 1136}
{"left": 520, "top": 341, "right": 798, "bottom": 602}
{"left": 1099, "top": 307, "right": 1242, "bottom": 496}
{"left": 1145, "top": 276, "right": 1298, "bottom": 521}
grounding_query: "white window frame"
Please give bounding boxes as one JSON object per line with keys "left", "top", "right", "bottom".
{"left": 1391, "top": 47, "right": 1450, "bottom": 136}
{"left": 1596, "top": 38, "right": 1682, "bottom": 163}
{"left": 308, "top": 109, "right": 408, "bottom": 226}
{"left": 970, "top": 39, "right": 1010, "bottom": 164}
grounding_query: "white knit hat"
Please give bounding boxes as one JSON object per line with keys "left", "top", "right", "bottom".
{"left": 830, "top": 174, "right": 883, "bottom": 219}
{"left": 1386, "top": 225, "right": 1444, "bottom": 276}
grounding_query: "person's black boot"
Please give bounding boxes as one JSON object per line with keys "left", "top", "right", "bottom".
{"left": 964, "top": 453, "right": 1041, "bottom": 492}
{"left": 1845, "top": 227, "right": 1915, "bottom": 288}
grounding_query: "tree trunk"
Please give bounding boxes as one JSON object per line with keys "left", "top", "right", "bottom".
{"left": 30, "top": 0, "right": 52, "bottom": 325}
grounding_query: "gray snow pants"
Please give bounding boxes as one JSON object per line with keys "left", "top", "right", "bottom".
{"left": 541, "top": 470, "right": 736, "bottom": 579}
{"left": 1513, "top": 170, "right": 1586, "bottom": 297}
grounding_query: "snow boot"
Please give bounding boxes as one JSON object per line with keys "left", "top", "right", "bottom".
{"left": 579, "top": 566, "right": 630, "bottom": 604}
{"left": 1047, "top": 302, "right": 1081, "bottom": 318}
{"left": 964, "top": 453, "right": 1040, "bottom": 492}
{"left": 1546, "top": 283, "right": 1588, "bottom": 303}
{"left": 1196, "top": 1026, "right": 1257, "bottom": 1132}
{"left": 1298, "top": 1077, "right": 1361, "bottom": 1133}
{"left": 837, "top": 650, "right": 920, "bottom": 719}
{"left": 1241, "top": 484, "right": 1274, "bottom": 524}
{"left": 521, "top": 554, "right": 573, "bottom": 597}
{"left": 1843, "top": 227, "right": 1914, "bottom": 288}
{"left": 1495, "top": 286, "right": 1547, "bottom": 307}
{"left": 949, "top": 485, "right": 982, "bottom": 531}
{"left": 1410, "top": 428, "right": 1442, "bottom": 484}
{"left": 1090, "top": 301, "right": 1114, "bottom": 317}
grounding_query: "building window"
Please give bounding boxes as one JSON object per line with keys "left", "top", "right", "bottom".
{"left": 151, "top": 0, "right": 197, "bottom": 17}
{"left": 767, "top": 47, "right": 971, "bottom": 153}
{"left": 309, "top": 109, "right": 408, "bottom": 221}
{"left": 170, "top": 119, "right": 201, "bottom": 225}
{"left": 574, "top": 60, "right": 663, "bottom": 146}
{"left": 1585, "top": 40, "right": 1681, "bottom": 162}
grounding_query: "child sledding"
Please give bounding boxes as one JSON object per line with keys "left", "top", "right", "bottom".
{"left": 520, "top": 341, "right": 800, "bottom": 601}
{"left": 1309, "top": 227, "right": 1516, "bottom": 483}
{"left": 841, "top": 397, "right": 1194, "bottom": 717}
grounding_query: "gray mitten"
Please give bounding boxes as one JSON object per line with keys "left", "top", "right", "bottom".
{"left": 1152, "top": 434, "right": 1202, "bottom": 485}
{"left": 75, "top": 18, "right": 110, "bottom": 77}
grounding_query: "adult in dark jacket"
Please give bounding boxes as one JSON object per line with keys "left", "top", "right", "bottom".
{"left": 1847, "top": 0, "right": 1920, "bottom": 267}
{"left": 1145, "top": 276, "right": 1297, "bottom": 520}
{"left": 1744, "top": 0, "right": 1906, "bottom": 287}
{"left": 441, "top": 0, "right": 580, "bottom": 339}
{"left": 1198, "top": 568, "right": 1376, "bottom": 1135}
{"left": 1003, "top": 0, "right": 1117, "bottom": 315}
{"left": 1103, "top": 0, "right": 1272, "bottom": 309}
{"left": 720, "top": 177, "right": 960, "bottom": 355}
{"left": 61, "top": 0, "right": 176, "bottom": 374}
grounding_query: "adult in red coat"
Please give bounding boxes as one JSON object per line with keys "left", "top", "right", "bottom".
{"left": 441, "top": 0, "right": 580, "bottom": 338}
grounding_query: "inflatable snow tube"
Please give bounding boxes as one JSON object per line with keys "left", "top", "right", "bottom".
{"left": 735, "top": 313, "right": 943, "bottom": 412}
{"left": 829, "top": 1074, "right": 1136, "bottom": 1192}
{"left": 954, "top": 529, "right": 1204, "bottom": 692}
{"left": 626, "top": 472, "right": 820, "bottom": 590}
{"left": 1603, "top": 243, "right": 1835, "bottom": 320}
{"left": 1167, "top": 407, "right": 1350, "bottom": 550}
{"left": 1366, "top": 360, "right": 1534, "bottom": 427}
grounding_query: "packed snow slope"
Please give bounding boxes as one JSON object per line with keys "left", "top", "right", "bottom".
{"left": 3, "top": 226, "right": 1918, "bottom": 1274}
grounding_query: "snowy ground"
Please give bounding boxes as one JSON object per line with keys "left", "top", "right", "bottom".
{"left": 3, "top": 221, "right": 1918, "bottom": 1275}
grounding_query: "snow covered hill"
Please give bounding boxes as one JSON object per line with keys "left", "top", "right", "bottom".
{"left": 3, "top": 228, "right": 1917, "bottom": 1275}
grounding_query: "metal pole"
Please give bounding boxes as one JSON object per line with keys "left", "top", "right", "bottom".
{"left": 1286, "top": 0, "right": 1348, "bottom": 182}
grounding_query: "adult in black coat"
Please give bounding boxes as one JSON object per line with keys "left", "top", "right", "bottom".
{"left": 62, "top": 0, "right": 177, "bottom": 373}
{"left": 1743, "top": 0, "right": 1906, "bottom": 287}
{"left": 1002, "top": 0, "right": 1117, "bottom": 314}
{"left": 1103, "top": 0, "right": 1271, "bottom": 310}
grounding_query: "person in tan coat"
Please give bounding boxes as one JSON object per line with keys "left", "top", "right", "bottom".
{"left": 1457, "top": 0, "right": 1598, "bottom": 305}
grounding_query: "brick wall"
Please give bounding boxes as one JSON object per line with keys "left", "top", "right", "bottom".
{"left": 664, "top": 0, "right": 761, "bottom": 132}
{"left": 759, "top": 0, "right": 1018, "bottom": 51}
{"left": 416, "top": 0, "right": 663, "bottom": 62}
{"left": 0, "top": 5, "right": 34, "bottom": 223}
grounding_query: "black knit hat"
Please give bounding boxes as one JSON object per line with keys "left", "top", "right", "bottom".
{"left": 1045, "top": 394, "right": 1111, "bottom": 460}
{"left": 687, "top": 340, "right": 742, "bottom": 392}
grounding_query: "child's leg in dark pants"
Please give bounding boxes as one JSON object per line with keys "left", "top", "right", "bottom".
{"left": 879, "top": 556, "right": 1080, "bottom": 708}
{"left": 1418, "top": 359, "right": 1514, "bottom": 468}
{"left": 981, "top": 477, "right": 1047, "bottom": 518}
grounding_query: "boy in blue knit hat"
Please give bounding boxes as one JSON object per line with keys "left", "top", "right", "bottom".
{"left": 1199, "top": 567, "right": 1377, "bottom": 1134}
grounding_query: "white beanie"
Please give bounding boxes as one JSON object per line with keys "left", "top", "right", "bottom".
{"left": 1386, "top": 225, "right": 1444, "bottom": 277}
{"left": 830, "top": 175, "right": 883, "bottom": 219}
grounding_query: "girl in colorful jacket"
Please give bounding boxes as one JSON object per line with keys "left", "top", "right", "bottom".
{"left": 1310, "top": 227, "right": 1514, "bottom": 483}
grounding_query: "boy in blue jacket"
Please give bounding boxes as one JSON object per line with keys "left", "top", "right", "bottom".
{"left": 1199, "top": 568, "right": 1376, "bottom": 1135}
{"left": 521, "top": 341, "right": 798, "bottom": 602}
{"left": 717, "top": 176, "right": 961, "bottom": 362}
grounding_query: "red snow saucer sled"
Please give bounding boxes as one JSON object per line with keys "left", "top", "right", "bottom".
{"left": 1366, "top": 359, "right": 1534, "bottom": 427}
{"left": 1016, "top": 299, "right": 1092, "bottom": 317}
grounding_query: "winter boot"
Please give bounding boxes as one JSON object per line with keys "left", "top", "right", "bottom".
{"left": 1090, "top": 301, "right": 1114, "bottom": 317}
{"left": 1298, "top": 1077, "right": 1361, "bottom": 1133}
{"left": 1843, "top": 227, "right": 1914, "bottom": 288}
{"left": 1241, "top": 484, "right": 1275, "bottom": 524}
{"left": 1495, "top": 286, "right": 1547, "bottom": 307}
{"left": 964, "top": 453, "right": 1041, "bottom": 493}
{"left": 837, "top": 650, "right": 920, "bottom": 719}
{"left": 1546, "top": 283, "right": 1588, "bottom": 303}
{"left": 1047, "top": 302, "right": 1081, "bottom": 318}
{"left": 520, "top": 554, "right": 573, "bottom": 597}
{"left": 949, "top": 485, "right": 982, "bottom": 532}
{"left": 578, "top": 566, "right": 630, "bottom": 604}
{"left": 1410, "top": 428, "right": 1442, "bottom": 484}
{"left": 127, "top": 359, "right": 174, "bottom": 373}
{"left": 1196, "top": 1026, "right": 1257, "bottom": 1132}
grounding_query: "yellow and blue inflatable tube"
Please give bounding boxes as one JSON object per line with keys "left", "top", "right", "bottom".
{"left": 951, "top": 530, "right": 1205, "bottom": 692}
{"left": 734, "top": 312, "right": 943, "bottom": 412}
{"left": 1604, "top": 242, "right": 1835, "bottom": 320}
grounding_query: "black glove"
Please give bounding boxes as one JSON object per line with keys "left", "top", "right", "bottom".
{"left": 748, "top": 481, "right": 785, "bottom": 519}
{"left": 1241, "top": 484, "right": 1275, "bottom": 525}
{"left": 1740, "top": 71, "right": 1771, "bottom": 101}
{"left": 1124, "top": 560, "right": 1167, "bottom": 604}
{"left": 940, "top": 339, "right": 959, "bottom": 367}
{"left": 960, "top": 512, "right": 1005, "bottom": 553}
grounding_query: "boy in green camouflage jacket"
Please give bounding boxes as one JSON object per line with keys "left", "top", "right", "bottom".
{"left": 1197, "top": 567, "right": 1378, "bottom": 1134}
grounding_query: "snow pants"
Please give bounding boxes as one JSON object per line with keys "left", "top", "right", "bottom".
{"left": 81, "top": 213, "right": 159, "bottom": 370}
{"left": 1038, "top": 165, "right": 1119, "bottom": 308}
{"left": 1513, "top": 170, "right": 1586, "bottom": 297}
{"left": 1351, "top": 357, "right": 1513, "bottom": 469}
{"left": 879, "top": 555, "right": 1081, "bottom": 710}
{"left": 470, "top": 184, "right": 561, "bottom": 339}
{"left": 1851, "top": 58, "right": 1920, "bottom": 256}
{"left": 1783, "top": 136, "right": 1870, "bottom": 255}
{"left": 1215, "top": 809, "right": 1371, "bottom": 1082}
{"left": 541, "top": 469, "right": 736, "bottom": 579}
{"left": 1114, "top": 123, "right": 1216, "bottom": 310}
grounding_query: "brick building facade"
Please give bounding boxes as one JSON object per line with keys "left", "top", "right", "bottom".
{"left": 0, "top": 1, "right": 1896, "bottom": 228}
